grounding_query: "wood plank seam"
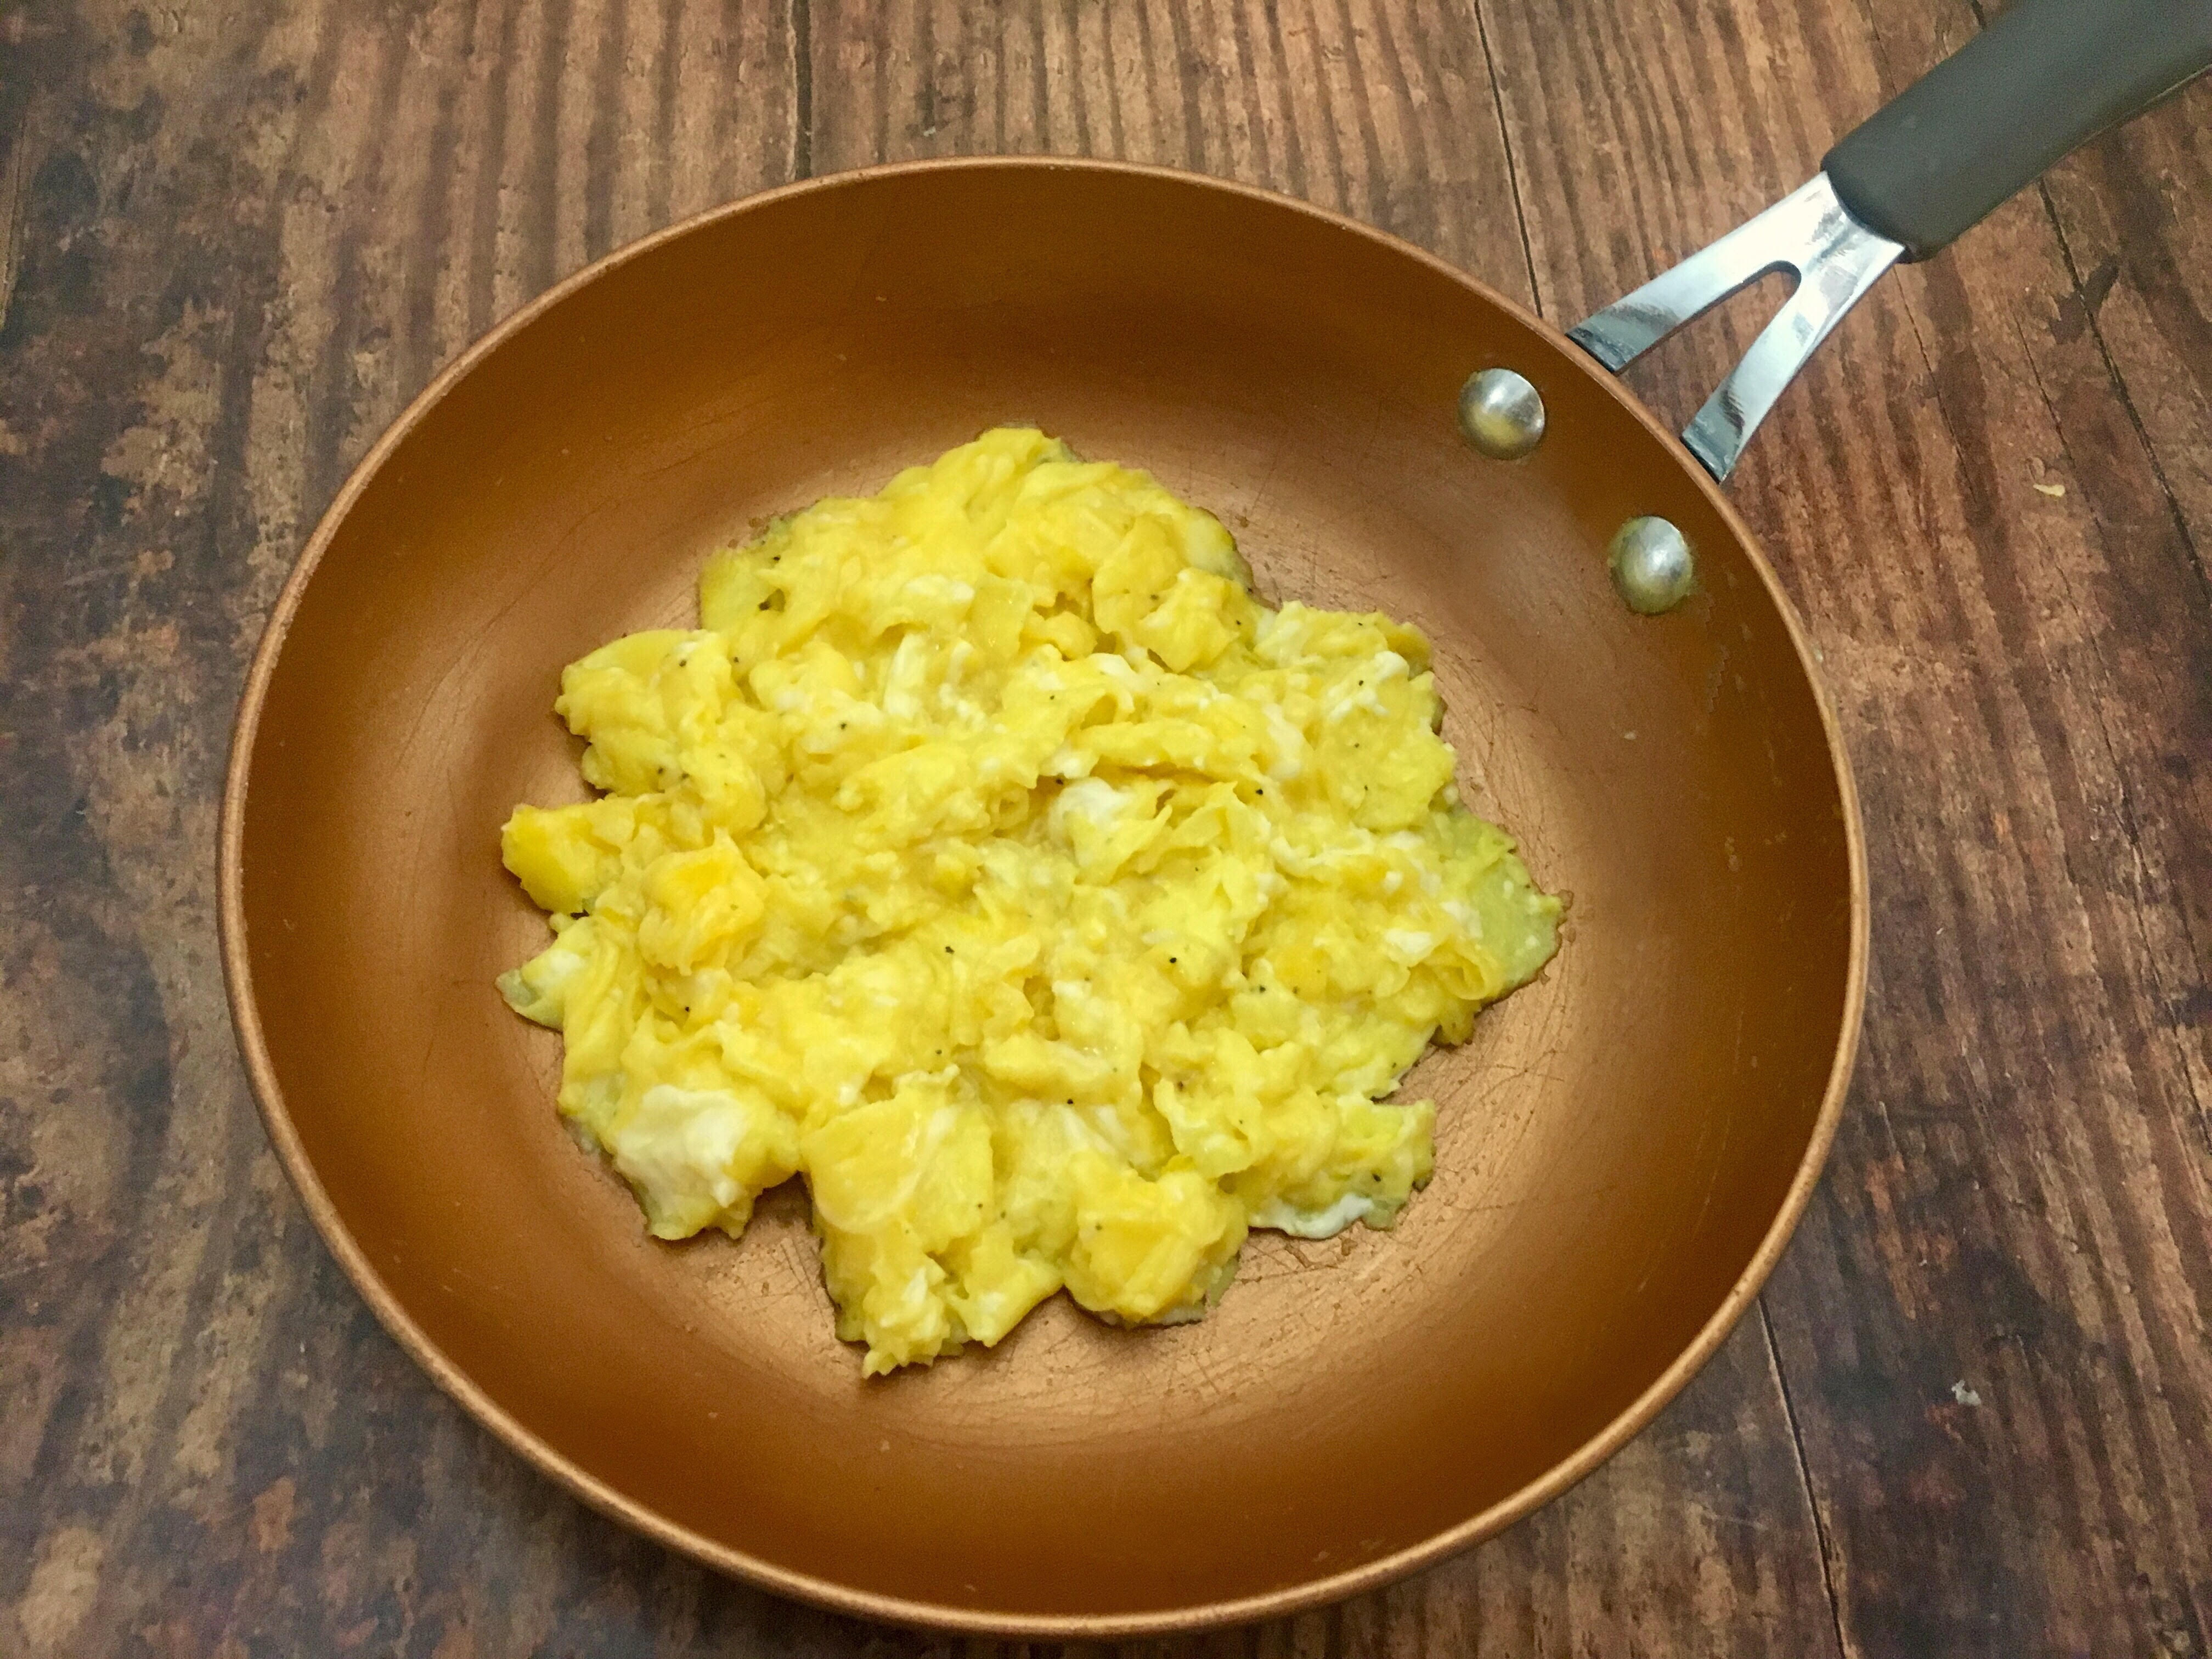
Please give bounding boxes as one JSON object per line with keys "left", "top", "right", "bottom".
{"left": 793, "top": 0, "right": 814, "bottom": 179}
{"left": 1464, "top": 0, "right": 1543, "bottom": 316}
{"left": 1760, "top": 1298, "right": 1852, "bottom": 1656}
{"left": 2032, "top": 179, "right": 2211, "bottom": 599}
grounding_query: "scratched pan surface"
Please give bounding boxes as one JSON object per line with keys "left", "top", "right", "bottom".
{"left": 220, "top": 159, "right": 1864, "bottom": 1637}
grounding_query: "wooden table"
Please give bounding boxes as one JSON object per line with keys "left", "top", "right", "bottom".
{"left": 4, "top": 1, "right": 2208, "bottom": 1652}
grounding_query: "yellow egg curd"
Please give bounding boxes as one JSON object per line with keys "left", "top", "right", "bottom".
{"left": 498, "top": 427, "right": 1559, "bottom": 1374}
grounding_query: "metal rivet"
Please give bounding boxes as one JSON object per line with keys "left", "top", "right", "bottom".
{"left": 1457, "top": 368, "right": 1547, "bottom": 460}
{"left": 1609, "top": 516, "right": 1695, "bottom": 614}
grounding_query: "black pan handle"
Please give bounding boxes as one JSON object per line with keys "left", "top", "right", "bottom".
{"left": 1560, "top": 0, "right": 2212, "bottom": 483}
{"left": 1826, "top": 0, "right": 2212, "bottom": 262}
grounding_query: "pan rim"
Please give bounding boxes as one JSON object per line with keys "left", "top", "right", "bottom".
{"left": 217, "top": 154, "right": 1870, "bottom": 1639}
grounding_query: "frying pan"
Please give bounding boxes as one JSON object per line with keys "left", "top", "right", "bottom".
{"left": 220, "top": 0, "right": 2211, "bottom": 1636}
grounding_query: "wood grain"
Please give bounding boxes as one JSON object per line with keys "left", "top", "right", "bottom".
{"left": 1, "top": 0, "right": 2205, "bottom": 1654}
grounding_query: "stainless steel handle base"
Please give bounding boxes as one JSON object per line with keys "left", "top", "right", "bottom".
{"left": 1568, "top": 174, "right": 1903, "bottom": 484}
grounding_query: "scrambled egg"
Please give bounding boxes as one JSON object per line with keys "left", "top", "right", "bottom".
{"left": 499, "top": 428, "right": 1559, "bottom": 1373}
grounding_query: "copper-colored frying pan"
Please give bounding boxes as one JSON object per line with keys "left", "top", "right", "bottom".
{"left": 219, "top": 3, "right": 2210, "bottom": 1637}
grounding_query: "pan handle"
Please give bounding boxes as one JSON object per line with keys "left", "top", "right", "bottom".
{"left": 1568, "top": 0, "right": 2212, "bottom": 483}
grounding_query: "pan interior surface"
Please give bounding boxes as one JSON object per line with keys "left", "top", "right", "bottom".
{"left": 229, "top": 163, "right": 1858, "bottom": 1629}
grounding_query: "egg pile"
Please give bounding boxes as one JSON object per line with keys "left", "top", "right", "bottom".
{"left": 499, "top": 427, "right": 1559, "bottom": 1373}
